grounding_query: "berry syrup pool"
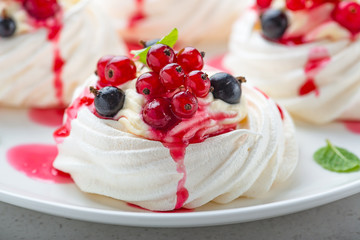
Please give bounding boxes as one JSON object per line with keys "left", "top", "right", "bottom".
{"left": 6, "top": 144, "right": 73, "bottom": 184}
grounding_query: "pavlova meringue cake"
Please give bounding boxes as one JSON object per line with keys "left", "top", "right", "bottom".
{"left": 0, "top": 0, "right": 125, "bottom": 108}
{"left": 53, "top": 32, "right": 298, "bottom": 211}
{"left": 225, "top": 0, "right": 360, "bottom": 124}
{"left": 102, "top": 0, "right": 252, "bottom": 48}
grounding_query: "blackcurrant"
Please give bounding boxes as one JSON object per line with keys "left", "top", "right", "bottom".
{"left": 91, "top": 86, "right": 125, "bottom": 118}
{"left": 260, "top": 9, "right": 288, "bottom": 41}
{"left": 210, "top": 73, "right": 242, "bottom": 104}
{"left": 0, "top": 17, "right": 16, "bottom": 38}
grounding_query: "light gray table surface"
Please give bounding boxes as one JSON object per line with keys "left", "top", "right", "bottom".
{"left": 1, "top": 193, "right": 359, "bottom": 240}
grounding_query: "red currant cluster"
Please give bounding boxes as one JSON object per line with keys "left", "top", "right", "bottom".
{"left": 257, "top": 0, "right": 360, "bottom": 36}
{"left": 136, "top": 44, "right": 210, "bottom": 130}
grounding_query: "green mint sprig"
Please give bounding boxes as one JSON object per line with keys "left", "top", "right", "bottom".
{"left": 131, "top": 28, "right": 179, "bottom": 64}
{"left": 314, "top": 140, "right": 360, "bottom": 173}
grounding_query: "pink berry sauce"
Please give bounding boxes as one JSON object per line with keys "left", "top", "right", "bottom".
{"left": 26, "top": 3, "right": 66, "bottom": 107}
{"left": 343, "top": 121, "right": 360, "bottom": 135}
{"left": 28, "top": 108, "right": 65, "bottom": 127}
{"left": 7, "top": 144, "right": 73, "bottom": 183}
{"left": 146, "top": 101, "right": 238, "bottom": 209}
{"left": 128, "top": 0, "right": 145, "bottom": 28}
{"left": 299, "top": 47, "right": 330, "bottom": 96}
{"left": 127, "top": 203, "right": 194, "bottom": 213}
{"left": 54, "top": 88, "right": 94, "bottom": 144}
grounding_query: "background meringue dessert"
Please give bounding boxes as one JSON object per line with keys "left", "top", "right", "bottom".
{"left": 225, "top": 0, "right": 360, "bottom": 124}
{"left": 53, "top": 31, "right": 299, "bottom": 211}
{"left": 101, "top": 0, "right": 252, "bottom": 51}
{"left": 0, "top": 0, "right": 126, "bottom": 108}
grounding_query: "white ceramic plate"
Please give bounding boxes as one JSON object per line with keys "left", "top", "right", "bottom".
{"left": 0, "top": 107, "right": 359, "bottom": 227}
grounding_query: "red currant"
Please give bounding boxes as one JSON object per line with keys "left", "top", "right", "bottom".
{"left": 96, "top": 55, "right": 114, "bottom": 87}
{"left": 286, "top": 0, "right": 337, "bottom": 11}
{"left": 171, "top": 91, "right": 198, "bottom": 119}
{"left": 332, "top": 1, "right": 360, "bottom": 34}
{"left": 136, "top": 72, "right": 165, "bottom": 98}
{"left": 159, "top": 63, "right": 185, "bottom": 90}
{"left": 146, "top": 44, "right": 175, "bottom": 72}
{"left": 185, "top": 71, "right": 211, "bottom": 98}
{"left": 105, "top": 56, "right": 137, "bottom": 86}
{"left": 142, "top": 98, "right": 175, "bottom": 129}
{"left": 257, "top": 0, "right": 273, "bottom": 9}
{"left": 23, "top": 0, "right": 60, "bottom": 20}
{"left": 286, "top": 0, "right": 305, "bottom": 10}
{"left": 176, "top": 47, "right": 204, "bottom": 73}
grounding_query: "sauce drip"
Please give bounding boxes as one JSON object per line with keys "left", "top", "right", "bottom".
{"left": 128, "top": 0, "right": 145, "bottom": 28}
{"left": 28, "top": 10, "right": 66, "bottom": 106}
{"left": 148, "top": 101, "right": 238, "bottom": 209}
{"left": 299, "top": 47, "right": 330, "bottom": 96}
{"left": 54, "top": 88, "right": 94, "bottom": 144}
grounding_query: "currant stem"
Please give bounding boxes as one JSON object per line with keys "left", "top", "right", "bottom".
{"left": 236, "top": 76, "right": 247, "bottom": 83}
{"left": 89, "top": 86, "right": 99, "bottom": 96}
{"left": 139, "top": 40, "right": 147, "bottom": 48}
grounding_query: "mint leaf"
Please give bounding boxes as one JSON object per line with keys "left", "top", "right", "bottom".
{"left": 314, "top": 140, "right": 360, "bottom": 173}
{"left": 131, "top": 28, "right": 179, "bottom": 64}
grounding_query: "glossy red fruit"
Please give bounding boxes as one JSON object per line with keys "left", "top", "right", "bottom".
{"left": 171, "top": 91, "right": 198, "bottom": 119}
{"left": 185, "top": 71, "right": 211, "bottom": 98}
{"left": 105, "top": 56, "right": 137, "bottom": 86}
{"left": 257, "top": 0, "right": 273, "bottom": 9}
{"left": 159, "top": 63, "right": 185, "bottom": 90}
{"left": 142, "top": 98, "right": 175, "bottom": 129}
{"left": 146, "top": 44, "right": 175, "bottom": 72}
{"left": 96, "top": 55, "right": 114, "bottom": 87}
{"left": 136, "top": 72, "right": 165, "bottom": 98}
{"left": 332, "top": 1, "right": 360, "bottom": 34}
{"left": 286, "top": 0, "right": 338, "bottom": 11}
{"left": 176, "top": 47, "right": 204, "bottom": 73}
{"left": 23, "top": 0, "right": 60, "bottom": 20}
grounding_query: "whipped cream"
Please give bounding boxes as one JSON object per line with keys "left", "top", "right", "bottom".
{"left": 0, "top": 0, "right": 126, "bottom": 108}
{"left": 102, "top": 0, "right": 252, "bottom": 49}
{"left": 225, "top": 7, "right": 360, "bottom": 124}
{"left": 54, "top": 73, "right": 298, "bottom": 211}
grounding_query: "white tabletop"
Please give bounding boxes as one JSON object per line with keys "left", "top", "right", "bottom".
{"left": 1, "top": 193, "right": 359, "bottom": 240}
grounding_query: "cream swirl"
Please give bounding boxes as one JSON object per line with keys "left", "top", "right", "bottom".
{"left": 103, "top": 0, "right": 252, "bottom": 49}
{"left": 0, "top": 0, "right": 126, "bottom": 108}
{"left": 224, "top": 7, "right": 360, "bottom": 124}
{"left": 53, "top": 77, "right": 298, "bottom": 211}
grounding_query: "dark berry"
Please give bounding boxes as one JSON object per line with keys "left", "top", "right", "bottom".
{"left": 23, "top": 0, "right": 60, "bottom": 20}
{"left": 171, "top": 91, "right": 198, "bottom": 119}
{"left": 105, "top": 56, "right": 137, "bottom": 86}
{"left": 260, "top": 9, "right": 288, "bottom": 41}
{"left": 185, "top": 70, "right": 211, "bottom": 98}
{"left": 140, "top": 38, "right": 160, "bottom": 48}
{"left": 146, "top": 44, "right": 175, "bottom": 72}
{"left": 90, "top": 86, "right": 125, "bottom": 118}
{"left": 142, "top": 98, "right": 175, "bottom": 129}
{"left": 176, "top": 47, "right": 204, "bottom": 73}
{"left": 210, "top": 73, "right": 242, "bottom": 104}
{"left": 332, "top": 2, "right": 360, "bottom": 34}
{"left": 136, "top": 72, "right": 165, "bottom": 98}
{"left": 96, "top": 55, "right": 114, "bottom": 87}
{"left": 159, "top": 63, "right": 185, "bottom": 90}
{"left": 0, "top": 17, "right": 16, "bottom": 38}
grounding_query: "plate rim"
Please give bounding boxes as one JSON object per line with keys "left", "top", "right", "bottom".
{"left": 1, "top": 178, "right": 360, "bottom": 227}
